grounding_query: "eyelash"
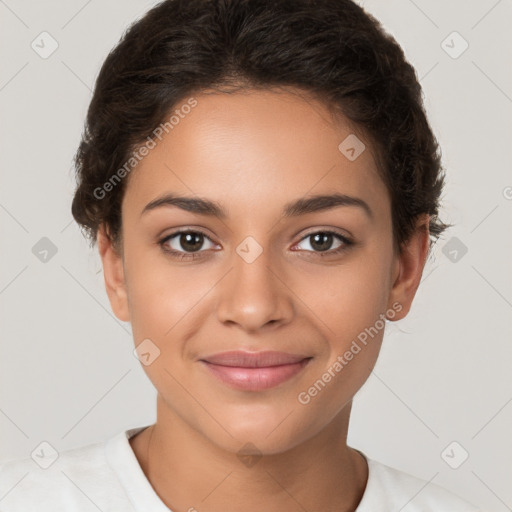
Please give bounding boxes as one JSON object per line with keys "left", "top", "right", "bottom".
{"left": 157, "top": 229, "right": 354, "bottom": 261}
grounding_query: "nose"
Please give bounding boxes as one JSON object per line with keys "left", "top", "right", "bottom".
{"left": 215, "top": 243, "right": 295, "bottom": 333}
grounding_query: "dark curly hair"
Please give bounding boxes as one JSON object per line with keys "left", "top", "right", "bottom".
{"left": 71, "top": 0, "right": 449, "bottom": 254}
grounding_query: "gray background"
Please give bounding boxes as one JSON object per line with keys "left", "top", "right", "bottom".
{"left": 0, "top": 1, "right": 511, "bottom": 510}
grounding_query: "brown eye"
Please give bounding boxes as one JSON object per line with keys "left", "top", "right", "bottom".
{"left": 175, "top": 232, "right": 204, "bottom": 252}
{"left": 159, "top": 230, "right": 217, "bottom": 257}
{"left": 309, "top": 232, "right": 335, "bottom": 252}
{"left": 294, "top": 230, "right": 353, "bottom": 255}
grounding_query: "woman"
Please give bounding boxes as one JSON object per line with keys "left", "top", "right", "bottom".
{"left": 0, "top": 0, "right": 481, "bottom": 510}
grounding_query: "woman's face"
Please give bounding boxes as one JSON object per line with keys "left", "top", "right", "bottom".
{"left": 100, "top": 88, "right": 426, "bottom": 455}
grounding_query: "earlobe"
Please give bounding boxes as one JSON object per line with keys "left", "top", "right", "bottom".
{"left": 97, "top": 225, "right": 131, "bottom": 322}
{"left": 386, "top": 214, "right": 430, "bottom": 321}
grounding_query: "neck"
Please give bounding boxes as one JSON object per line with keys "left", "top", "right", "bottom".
{"left": 130, "top": 394, "right": 368, "bottom": 512}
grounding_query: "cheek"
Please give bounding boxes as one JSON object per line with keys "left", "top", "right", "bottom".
{"left": 295, "top": 260, "right": 391, "bottom": 417}
{"left": 293, "top": 247, "right": 393, "bottom": 401}
{"left": 299, "top": 249, "right": 393, "bottom": 337}
{"left": 124, "top": 242, "right": 203, "bottom": 340}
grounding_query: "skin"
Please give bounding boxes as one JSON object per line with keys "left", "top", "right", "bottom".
{"left": 98, "top": 87, "right": 430, "bottom": 512}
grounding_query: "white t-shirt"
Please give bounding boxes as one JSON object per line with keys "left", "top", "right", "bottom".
{"left": 0, "top": 424, "right": 480, "bottom": 511}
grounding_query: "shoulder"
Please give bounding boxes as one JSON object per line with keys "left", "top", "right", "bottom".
{"left": 0, "top": 436, "right": 127, "bottom": 510}
{"left": 357, "top": 455, "right": 481, "bottom": 512}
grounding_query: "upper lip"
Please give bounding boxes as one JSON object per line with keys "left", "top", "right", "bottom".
{"left": 200, "top": 351, "right": 311, "bottom": 368}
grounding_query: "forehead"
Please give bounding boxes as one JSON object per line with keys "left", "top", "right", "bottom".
{"left": 123, "top": 88, "right": 389, "bottom": 218}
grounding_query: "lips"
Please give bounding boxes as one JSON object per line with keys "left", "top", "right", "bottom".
{"left": 201, "top": 350, "right": 309, "bottom": 367}
{"left": 199, "top": 351, "right": 312, "bottom": 391}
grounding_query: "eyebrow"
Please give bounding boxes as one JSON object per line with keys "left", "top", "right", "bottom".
{"left": 141, "top": 192, "right": 373, "bottom": 220}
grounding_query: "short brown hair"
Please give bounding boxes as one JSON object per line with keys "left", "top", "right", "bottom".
{"left": 71, "top": 0, "right": 449, "bottom": 253}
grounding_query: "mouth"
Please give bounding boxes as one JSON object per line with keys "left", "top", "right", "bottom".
{"left": 199, "top": 351, "right": 313, "bottom": 391}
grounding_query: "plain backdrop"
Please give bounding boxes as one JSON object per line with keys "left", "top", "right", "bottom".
{"left": 0, "top": 1, "right": 511, "bottom": 510}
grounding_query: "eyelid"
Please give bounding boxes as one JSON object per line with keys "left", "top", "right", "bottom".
{"left": 159, "top": 228, "right": 218, "bottom": 251}
{"left": 291, "top": 229, "right": 353, "bottom": 254}
{"left": 296, "top": 226, "right": 353, "bottom": 242}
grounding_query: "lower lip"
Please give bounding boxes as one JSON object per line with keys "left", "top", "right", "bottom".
{"left": 200, "top": 359, "right": 311, "bottom": 391}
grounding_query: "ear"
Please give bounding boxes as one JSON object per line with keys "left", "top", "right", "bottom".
{"left": 97, "top": 224, "right": 130, "bottom": 322}
{"left": 386, "top": 214, "right": 430, "bottom": 321}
